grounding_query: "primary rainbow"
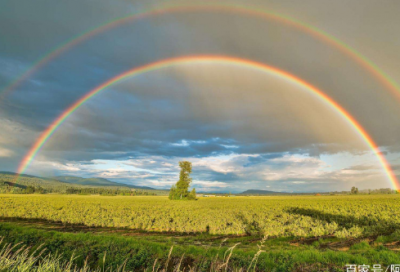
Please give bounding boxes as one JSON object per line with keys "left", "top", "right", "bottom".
{"left": 16, "top": 55, "right": 399, "bottom": 189}
{"left": 1, "top": 3, "right": 400, "bottom": 102}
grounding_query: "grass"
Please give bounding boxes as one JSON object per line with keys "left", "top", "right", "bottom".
{"left": 2, "top": 194, "right": 400, "bottom": 270}
{"left": 1, "top": 221, "right": 400, "bottom": 271}
{"left": 0, "top": 236, "right": 258, "bottom": 272}
{"left": 3, "top": 194, "right": 400, "bottom": 237}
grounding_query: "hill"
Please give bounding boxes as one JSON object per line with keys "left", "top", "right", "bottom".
{"left": 52, "top": 176, "right": 154, "bottom": 190}
{"left": 240, "top": 189, "right": 289, "bottom": 195}
{"left": 0, "top": 171, "right": 75, "bottom": 190}
{"left": 0, "top": 172, "right": 167, "bottom": 195}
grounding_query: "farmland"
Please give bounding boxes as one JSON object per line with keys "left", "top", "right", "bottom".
{"left": 1, "top": 194, "right": 399, "bottom": 237}
{"left": 2, "top": 194, "right": 400, "bottom": 271}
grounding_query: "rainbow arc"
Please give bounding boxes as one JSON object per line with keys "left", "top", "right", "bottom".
{"left": 1, "top": 4, "right": 400, "bottom": 102}
{"left": 16, "top": 56, "right": 399, "bottom": 189}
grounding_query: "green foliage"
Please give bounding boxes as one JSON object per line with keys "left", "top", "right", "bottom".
{"left": 188, "top": 188, "right": 197, "bottom": 200}
{"left": 0, "top": 183, "right": 47, "bottom": 194}
{"left": 0, "top": 173, "right": 167, "bottom": 196}
{"left": 2, "top": 194, "right": 400, "bottom": 237}
{"left": 66, "top": 187, "right": 155, "bottom": 196}
{"left": 350, "top": 241, "right": 371, "bottom": 250}
{"left": 351, "top": 186, "right": 359, "bottom": 194}
{"left": 2, "top": 222, "right": 400, "bottom": 271}
{"left": 169, "top": 161, "right": 196, "bottom": 200}
{"left": 169, "top": 185, "right": 177, "bottom": 200}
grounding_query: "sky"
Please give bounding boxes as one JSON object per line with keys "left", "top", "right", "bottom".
{"left": 1, "top": 0, "right": 400, "bottom": 193}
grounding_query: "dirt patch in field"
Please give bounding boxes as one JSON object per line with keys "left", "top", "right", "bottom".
{"left": 290, "top": 235, "right": 334, "bottom": 246}
{"left": 384, "top": 241, "right": 400, "bottom": 251}
{"left": 4, "top": 216, "right": 399, "bottom": 254}
{"left": 294, "top": 263, "right": 344, "bottom": 272}
{"left": 0, "top": 217, "right": 202, "bottom": 236}
{"left": 0, "top": 216, "right": 250, "bottom": 248}
{"left": 290, "top": 235, "right": 379, "bottom": 251}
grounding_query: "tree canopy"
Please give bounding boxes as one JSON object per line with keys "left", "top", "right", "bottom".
{"left": 351, "top": 186, "right": 359, "bottom": 194}
{"left": 169, "top": 161, "right": 197, "bottom": 200}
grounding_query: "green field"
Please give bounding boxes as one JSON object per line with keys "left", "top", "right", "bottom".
{"left": 1, "top": 194, "right": 400, "bottom": 271}
{"left": 1, "top": 194, "right": 399, "bottom": 236}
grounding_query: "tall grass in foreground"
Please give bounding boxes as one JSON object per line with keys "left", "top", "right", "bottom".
{"left": 0, "top": 238, "right": 265, "bottom": 272}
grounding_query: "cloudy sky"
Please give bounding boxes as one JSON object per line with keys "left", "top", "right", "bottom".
{"left": 1, "top": 0, "right": 400, "bottom": 193}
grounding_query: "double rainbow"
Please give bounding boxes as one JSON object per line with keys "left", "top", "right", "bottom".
{"left": 16, "top": 56, "right": 399, "bottom": 189}
{"left": 1, "top": 3, "right": 400, "bottom": 102}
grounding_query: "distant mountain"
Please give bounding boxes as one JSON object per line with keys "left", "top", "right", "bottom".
{"left": 52, "top": 176, "right": 155, "bottom": 190}
{"left": 0, "top": 171, "right": 169, "bottom": 195}
{"left": 0, "top": 171, "right": 44, "bottom": 179}
{"left": 240, "top": 189, "right": 289, "bottom": 195}
{"left": 0, "top": 172, "right": 154, "bottom": 190}
{"left": 0, "top": 172, "right": 75, "bottom": 189}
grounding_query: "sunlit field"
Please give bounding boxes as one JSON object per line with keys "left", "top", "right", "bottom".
{"left": 2, "top": 0, "right": 400, "bottom": 271}
{"left": 2, "top": 194, "right": 400, "bottom": 237}
{"left": 2, "top": 194, "right": 400, "bottom": 271}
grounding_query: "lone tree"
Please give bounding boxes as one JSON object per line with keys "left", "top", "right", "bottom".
{"left": 351, "top": 186, "right": 359, "bottom": 194}
{"left": 169, "top": 161, "right": 197, "bottom": 200}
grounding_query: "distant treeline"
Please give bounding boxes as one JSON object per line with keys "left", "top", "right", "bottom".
{"left": 239, "top": 188, "right": 400, "bottom": 196}
{"left": 65, "top": 187, "right": 156, "bottom": 196}
{"left": 0, "top": 183, "right": 47, "bottom": 194}
{"left": 0, "top": 181, "right": 155, "bottom": 196}
{"left": 360, "top": 188, "right": 399, "bottom": 194}
{"left": 0, "top": 172, "right": 164, "bottom": 195}
{"left": 329, "top": 188, "right": 399, "bottom": 195}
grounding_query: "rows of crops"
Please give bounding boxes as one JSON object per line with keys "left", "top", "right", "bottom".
{"left": 1, "top": 194, "right": 399, "bottom": 237}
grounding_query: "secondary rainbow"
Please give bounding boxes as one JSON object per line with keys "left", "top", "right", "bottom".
{"left": 16, "top": 55, "right": 399, "bottom": 189}
{"left": 1, "top": 3, "right": 400, "bottom": 102}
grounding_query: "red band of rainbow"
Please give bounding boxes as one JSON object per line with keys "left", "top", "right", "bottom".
{"left": 2, "top": 4, "right": 400, "bottom": 103}
{"left": 16, "top": 56, "right": 399, "bottom": 189}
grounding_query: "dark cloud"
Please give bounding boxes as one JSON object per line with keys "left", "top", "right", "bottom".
{"left": 343, "top": 165, "right": 380, "bottom": 171}
{"left": 1, "top": 0, "right": 399, "bottom": 191}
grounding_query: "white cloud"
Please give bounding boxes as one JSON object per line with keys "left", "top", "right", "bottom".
{"left": 192, "top": 154, "right": 258, "bottom": 174}
{"left": 24, "top": 151, "right": 391, "bottom": 192}
{"left": 0, "top": 147, "right": 14, "bottom": 157}
{"left": 193, "top": 180, "right": 228, "bottom": 188}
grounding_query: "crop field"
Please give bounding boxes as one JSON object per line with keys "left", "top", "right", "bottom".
{"left": 2, "top": 194, "right": 400, "bottom": 271}
{"left": 1, "top": 194, "right": 400, "bottom": 238}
